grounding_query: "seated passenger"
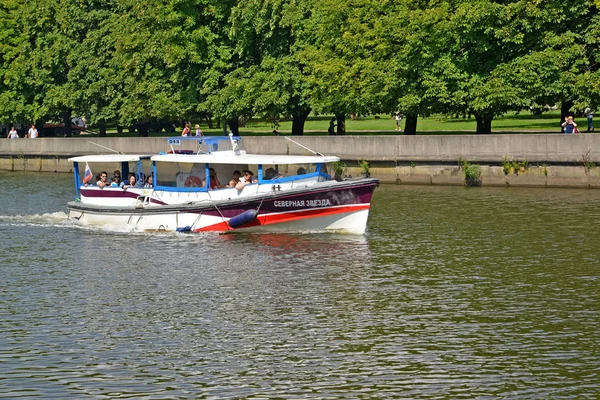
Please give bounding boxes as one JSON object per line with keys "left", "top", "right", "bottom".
{"left": 236, "top": 170, "right": 257, "bottom": 190}
{"left": 297, "top": 167, "right": 307, "bottom": 175}
{"left": 122, "top": 174, "right": 138, "bottom": 189}
{"left": 202, "top": 168, "right": 222, "bottom": 189}
{"left": 227, "top": 170, "right": 242, "bottom": 187}
{"left": 110, "top": 170, "right": 122, "bottom": 187}
{"left": 144, "top": 175, "right": 154, "bottom": 188}
{"left": 264, "top": 168, "right": 277, "bottom": 180}
{"left": 120, "top": 173, "right": 134, "bottom": 188}
{"left": 97, "top": 171, "right": 109, "bottom": 188}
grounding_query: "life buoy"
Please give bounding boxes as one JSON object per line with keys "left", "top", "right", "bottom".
{"left": 185, "top": 176, "right": 202, "bottom": 187}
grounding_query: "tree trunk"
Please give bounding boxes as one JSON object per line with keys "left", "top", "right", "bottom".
{"left": 35, "top": 120, "right": 44, "bottom": 138}
{"left": 62, "top": 111, "right": 72, "bottom": 137}
{"left": 116, "top": 125, "right": 123, "bottom": 134}
{"left": 137, "top": 123, "right": 149, "bottom": 137}
{"left": 475, "top": 113, "right": 493, "bottom": 134}
{"left": 291, "top": 108, "right": 311, "bottom": 135}
{"left": 403, "top": 113, "right": 418, "bottom": 135}
{"left": 99, "top": 121, "right": 107, "bottom": 137}
{"left": 205, "top": 117, "right": 214, "bottom": 129}
{"left": 560, "top": 100, "right": 573, "bottom": 133}
{"left": 227, "top": 118, "right": 240, "bottom": 135}
{"left": 336, "top": 113, "right": 346, "bottom": 135}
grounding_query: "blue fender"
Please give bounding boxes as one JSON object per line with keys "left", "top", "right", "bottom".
{"left": 228, "top": 209, "right": 259, "bottom": 228}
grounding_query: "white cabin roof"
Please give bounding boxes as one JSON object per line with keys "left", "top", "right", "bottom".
{"left": 68, "top": 154, "right": 152, "bottom": 162}
{"left": 150, "top": 153, "right": 339, "bottom": 165}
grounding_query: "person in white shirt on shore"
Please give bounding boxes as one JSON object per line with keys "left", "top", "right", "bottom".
{"left": 7, "top": 126, "right": 18, "bottom": 139}
{"left": 27, "top": 124, "right": 38, "bottom": 138}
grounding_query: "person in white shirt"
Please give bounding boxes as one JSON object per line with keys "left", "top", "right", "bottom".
{"left": 97, "top": 171, "right": 109, "bottom": 188}
{"left": 395, "top": 113, "right": 403, "bottom": 131}
{"left": 27, "top": 124, "right": 38, "bottom": 138}
{"left": 7, "top": 126, "right": 18, "bottom": 139}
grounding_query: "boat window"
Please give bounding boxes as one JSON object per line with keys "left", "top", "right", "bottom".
{"left": 260, "top": 163, "right": 328, "bottom": 182}
{"left": 154, "top": 162, "right": 251, "bottom": 190}
{"left": 78, "top": 161, "right": 149, "bottom": 186}
{"left": 154, "top": 162, "right": 203, "bottom": 188}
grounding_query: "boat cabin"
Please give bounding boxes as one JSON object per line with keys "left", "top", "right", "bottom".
{"left": 69, "top": 136, "right": 339, "bottom": 200}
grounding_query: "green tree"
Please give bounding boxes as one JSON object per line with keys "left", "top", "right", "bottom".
{"left": 109, "top": 0, "right": 222, "bottom": 135}
{"left": 202, "top": 0, "right": 313, "bottom": 135}
{"left": 428, "top": 0, "right": 594, "bottom": 133}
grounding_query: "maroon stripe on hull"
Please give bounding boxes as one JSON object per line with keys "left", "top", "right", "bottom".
{"left": 80, "top": 188, "right": 167, "bottom": 205}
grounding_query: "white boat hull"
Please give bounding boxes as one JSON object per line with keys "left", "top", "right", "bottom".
{"left": 68, "top": 180, "right": 378, "bottom": 234}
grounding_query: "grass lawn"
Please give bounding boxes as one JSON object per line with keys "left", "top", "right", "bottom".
{"left": 95, "top": 110, "right": 570, "bottom": 137}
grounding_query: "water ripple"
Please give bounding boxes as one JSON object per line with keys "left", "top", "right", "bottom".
{"left": 0, "top": 173, "right": 599, "bottom": 398}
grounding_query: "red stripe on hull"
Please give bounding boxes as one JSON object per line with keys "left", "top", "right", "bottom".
{"left": 194, "top": 204, "right": 370, "bottom": 232}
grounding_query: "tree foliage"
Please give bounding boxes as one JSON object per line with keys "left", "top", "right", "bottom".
{"left": 0, "top": 0, "right": 598, "bottom": 135}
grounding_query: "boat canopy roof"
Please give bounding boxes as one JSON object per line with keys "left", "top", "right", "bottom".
{"left": 68, "top": 154, "right": 152, "bottom": 163}
{"left": 150, "top": 153, "right": 340, "bottom": 165}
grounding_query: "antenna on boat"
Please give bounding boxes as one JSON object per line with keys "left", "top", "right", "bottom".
{"left": 87, "top": 141, "right": 124, "bottom": 155}
{"left": 284, "top": 136, "right": 324, "bottom": 157}
{"left": 229, "top": 131, "right": 240, "bottom": 154}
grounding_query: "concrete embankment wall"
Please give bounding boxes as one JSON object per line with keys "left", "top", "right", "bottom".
{"left": 2, "top": 134, "right": 600, "bottom": 187}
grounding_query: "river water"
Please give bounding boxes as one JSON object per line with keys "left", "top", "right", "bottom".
{"left": 1, "top": 171, "right": 599, "bottom": 398}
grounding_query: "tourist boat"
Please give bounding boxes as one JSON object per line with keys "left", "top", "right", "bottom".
{"left": 67, "top": 135, "right": 379, "bottom": 234}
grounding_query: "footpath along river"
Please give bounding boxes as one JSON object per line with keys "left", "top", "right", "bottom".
{"left": 1, "top": 171, "right": 599, "bottom": 398}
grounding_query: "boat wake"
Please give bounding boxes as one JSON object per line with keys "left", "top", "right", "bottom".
{"left": 0, "top": 212, "right": 73, "bottom": 229}
{"left": 0, "top": 212, "right": 145, "bottom": 234}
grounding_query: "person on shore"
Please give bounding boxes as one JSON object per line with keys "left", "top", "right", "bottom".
{"left": 7, "top": 126, "right": 18, "bottom": 139}
{"left": 97, "top": 171, "right": 109, "bottom": 188}
{"left": 195, "top": 124, "right": 203, "bottom": 136}
{"left": 585, "top": 108, "right": 594, "bottom": 132}
{"left": 27, "top": 125, "right": 38, "bottom": 138}
{"left": 561, "top": 116, "right": 578, "bottom": 134}
{"left": 328, "top": 118, "right": 336, "bottom": 136}
{"left": 395, "top": 113, "right": 403, "bottom": 131}
{"left": 181, "top": 123, "right": 191, "bottom": 136}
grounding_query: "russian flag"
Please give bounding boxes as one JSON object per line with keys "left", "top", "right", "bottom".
{"left": 82, "top": 162, "right": 93, "bottom": 184}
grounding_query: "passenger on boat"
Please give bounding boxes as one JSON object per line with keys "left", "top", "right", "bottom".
{"left": 97, "top": 171, "right": 109, "bottom": 188}
{"left": 227, "top": 170, "right": 242, "bottom": 187}
{"left": 235, "top": 170, "right": 257, "bottom": 189}
{"left": 110, "top": 170, "right": 122, "bottom": 187}
{"left": 297, "top": 167, "right": 307, "bottom": 175}
{"left": 264, "top": 168, "right": 278, "bottom": 179}
{"left": 144, "top": 175, "right": 154, "bottom": 188}
{"left": 202, "top": 168, "right": 222, "bottom": 189}
{"left": 122, "top": 174, "right": 137, "bottom": 189}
